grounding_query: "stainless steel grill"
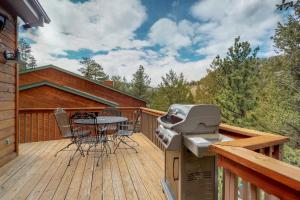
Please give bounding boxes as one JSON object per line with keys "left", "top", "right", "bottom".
{"left": 155, "top": 104, "right": 231, "bottom": 200}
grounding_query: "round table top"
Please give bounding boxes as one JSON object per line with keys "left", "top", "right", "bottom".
{"left": 74, "top": 116, "right": 128, "bottom": 125}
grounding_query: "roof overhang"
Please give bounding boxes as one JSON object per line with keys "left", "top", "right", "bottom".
{"left": 3, "top": 0, "right": 50, "bottom": 27}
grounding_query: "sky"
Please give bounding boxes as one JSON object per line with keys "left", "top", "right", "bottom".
{"left": 20, "top": 0, "right": 284, "bottom": 86}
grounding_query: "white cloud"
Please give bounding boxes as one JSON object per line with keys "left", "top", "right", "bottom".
{"left": 93, "top": 49, "right": 211, "bottom": 86}
{"left": 21, "top": 0, "right": 147, "bottom": 64}
{"left": 191, "top": 0, "right": 282, "bottom": 57}
{"left": 148, "top": 18, "right": 196, "bottom": 49}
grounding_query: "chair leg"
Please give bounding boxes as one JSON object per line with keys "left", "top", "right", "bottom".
{"left": 68, "top": 142, "right": 81, "bottom": 166}
{"left": 114, "top": 136, "right": 138, "bottom": 153}
{"left": 87, "top": 143, "right": 94, "bottom": 155}
{"left": 113, "top": 138, "right": 122, "bottom": 154}
{"left": 77, "top": 139, "right": 85, "bottom": 157}
{"left": 55, "top": 141, "right": 75, "bottom": 157}
{"left": 97, "top": 142, "right": 105, "bottom": 167}
{"left": 125, "top": 136, "right": 139, "bottom": 146}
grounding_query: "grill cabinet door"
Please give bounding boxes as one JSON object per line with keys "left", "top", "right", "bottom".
{"left": 165, "top": 150, "right": 180, "bottom": 199}
{"left": 180, "top": 145, "right": 216, "bottom": 200}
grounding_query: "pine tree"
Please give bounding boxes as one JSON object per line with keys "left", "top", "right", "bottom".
{"left": 18, "top": 38, "right": 37, "bottom": 71}
{"left": 212, "top": 37, "right": 259, "bottom": 126}
{"left": 130, "top": 65, "right": 151, "bottom": 99}
{"left": 271, "top": 1, "right": 300, "bottom": 148}
{"left": 78, "top": 57, "right": 108, "bottom": 82}
{"left": 151, "top": 70, "right": 194, "bottom": 111}
{"left": 111, "top": 75, "right": 131, "bottom": 92}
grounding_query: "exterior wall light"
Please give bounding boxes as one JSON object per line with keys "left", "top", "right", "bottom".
{"left": 0, "top": 13, "right": 7, "bottom": 32}
{"left": 3, "top": 50, "right": 27, "bottom": 65}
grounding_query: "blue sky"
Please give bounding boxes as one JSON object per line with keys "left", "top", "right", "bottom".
{"left": 21, "top": 0, "right": 284, "bottom": 85}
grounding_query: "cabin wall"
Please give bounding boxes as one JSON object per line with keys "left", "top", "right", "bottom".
{"left": 0, "top": 5, "right": 18, "bottom": 167}
{"left": 20, "top": 68, "right": 146, "bottom": 107}
{"left": 20, "top": 86, "right": 107, "bottom": 108}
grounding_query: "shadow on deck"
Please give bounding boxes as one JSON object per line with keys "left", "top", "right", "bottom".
{"left": 0, "top": 133, "right": 165, "bottom": 200}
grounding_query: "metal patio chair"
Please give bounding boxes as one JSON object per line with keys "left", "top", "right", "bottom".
{"left": 113, "top": 110, "right": 140, "bottom": 153}
{"left": 70, "top": 111, "right": 99, "bottom": 155}
{"left": 54, "top": 108, "right": 91, "bottom": 166}
{"left": 98, "top": 107, "right": 122, "bottom": 133}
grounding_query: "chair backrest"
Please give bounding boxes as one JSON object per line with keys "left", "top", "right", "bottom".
{"left": 99, "top": 107, "right": 121, "bottom": 117}
{"left": 70, "top": 111, "right": 97, "bottom": 133}
{"left": 71, "top": 111, "right": 97, "bottom": 122}
{"left": 54, "top": 108, "right": 72, "bottom": 138}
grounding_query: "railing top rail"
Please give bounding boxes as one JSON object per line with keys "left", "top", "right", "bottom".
{"left": 215, "top": 135, "right": 288, "bottom": 150}
{"left": 140, "top": 107, "right": 166, "bottom": 116}
{"left": 210, "top": 144, "right": 300, "bottom": 191}
{"left": 19, "top": 107, "right": 141, "bottom": 112}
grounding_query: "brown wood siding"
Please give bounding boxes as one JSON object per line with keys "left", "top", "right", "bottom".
{"left": 0, "top": 5, "right": 18, "bottom": 167}
{"left": 20, "top": 67, "right": 146, "bottom": 107}
{"left": 20, "top": 85, "right": 107, "bottom": 108}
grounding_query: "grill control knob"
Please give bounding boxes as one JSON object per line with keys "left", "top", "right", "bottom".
{"left": 159, "top": 132, "right": 164, "bottom": 139}
{"left": 155, "top": 129, "right": 159, "bottom": 135}
{"left": 163, "top": 137, "right": 169, "bottom": 144}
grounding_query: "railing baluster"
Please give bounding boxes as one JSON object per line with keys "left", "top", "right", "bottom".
{"left": 242, "top": 181, "right": 250, "bottom": 200}
{"left": 30, "top": 112, "right": 33, "bottom": 142}
{"left": 249, "top": 184, "right": 258, "bottom": 200}
{"left": 48, "top": 112, "right": 50, "bottom": 140}
{"left": 223, "top": 169, "right": 238, "bottom": 200}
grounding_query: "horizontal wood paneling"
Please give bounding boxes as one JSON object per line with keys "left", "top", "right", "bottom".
{"left": 0, "top": 91, "right": 15, "bottom": 101}
{"left": 0, "top": 152, "right": 17, "bottom": 168}
{"left": 0, "top": 4, "right": 17, "bottom": 168}
{"left": 0, "top": 71, "right": 15, "bottom": 84}
{"left": 0, "top": 82, "right": 15, "bottom": 92}
{"left": 0, "top": 110, "right": 15, "bottom": 120}
{"left": 0, "top": 64, "right": 15, "bottom": 76}
{"left": 0, "top": 101, "right": 15, "bottom": 110}
{"left": 0, "top": 118, "right": 15, "bottom": 130}
{"left": 0, "top": 143, "right": 15, "bottom": 158}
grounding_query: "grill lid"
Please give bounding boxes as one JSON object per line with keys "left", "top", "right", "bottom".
{"left": 158, "top": 104, "right": 221, "bottom": 133}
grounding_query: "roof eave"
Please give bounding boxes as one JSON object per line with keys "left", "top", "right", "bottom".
{"left": 4, "top": 0, "right": 50, "bottom": 27}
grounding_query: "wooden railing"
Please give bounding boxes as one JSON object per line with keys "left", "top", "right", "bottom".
{"left": 19, "top": 107, "right": 140, "bottom": 143}
{"left": 139, "top": 107, "right": 300, "bottom": 200}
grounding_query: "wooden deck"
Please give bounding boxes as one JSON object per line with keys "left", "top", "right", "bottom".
{"left": 0, "top": 133, "right": 165, "bottom": 200}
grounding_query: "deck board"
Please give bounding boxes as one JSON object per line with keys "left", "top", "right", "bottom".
{"left": 0, "top": 133, "right": 165, "bottom": 200}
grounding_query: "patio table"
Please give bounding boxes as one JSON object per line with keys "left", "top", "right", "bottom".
{"left": 75, "top": 116, "right": 128, "bottom": 166}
